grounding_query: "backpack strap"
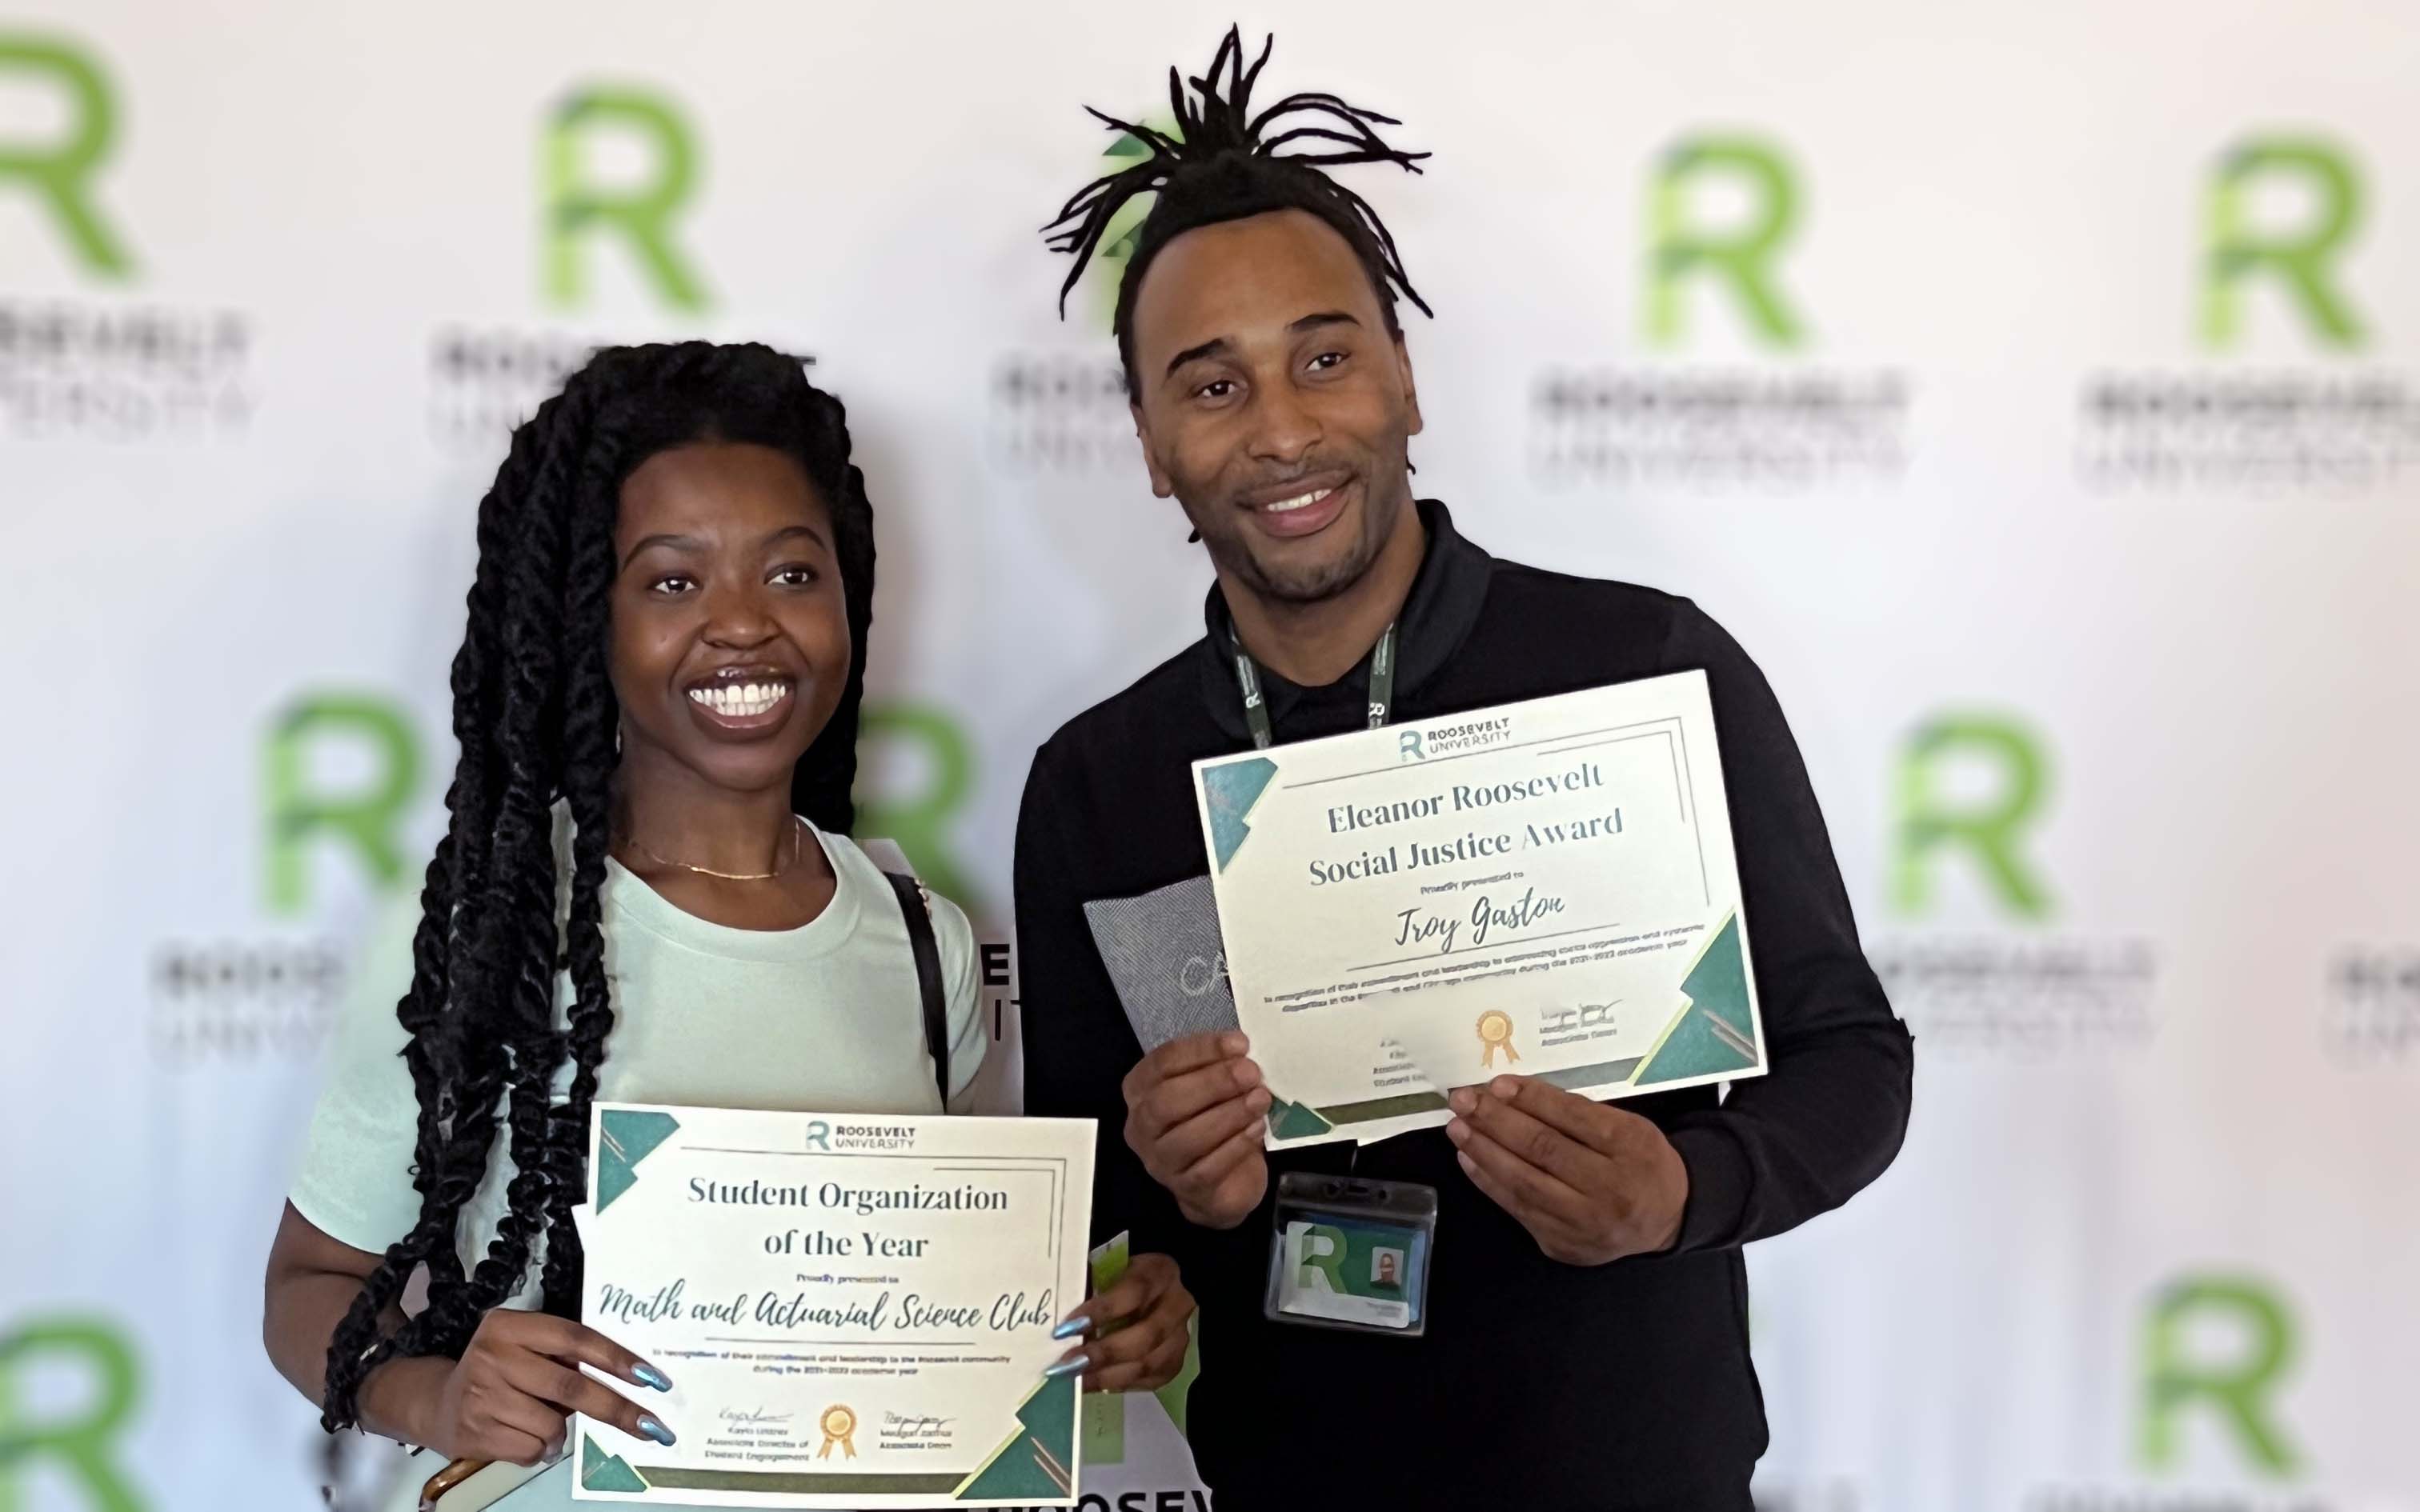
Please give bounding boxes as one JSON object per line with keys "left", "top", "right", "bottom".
{"left": 886, "top": 871, "right": 950, "bottom": 1110}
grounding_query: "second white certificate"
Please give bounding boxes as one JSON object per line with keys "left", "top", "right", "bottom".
{"left": 1192, "top": 670, "right": 1765, "bottom": 1149}
{"left": 571, "top": 1106, "right": 1095, "bottom": 1507}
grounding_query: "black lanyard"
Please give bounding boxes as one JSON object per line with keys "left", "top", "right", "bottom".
{"left": 1226, "top": 614, "right": 1398, "bottom": 1178}
{"left": 1229, "top": 620, "right": 1398, "bottom": 750}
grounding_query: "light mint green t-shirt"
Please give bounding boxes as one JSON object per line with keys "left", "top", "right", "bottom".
{"left": 294, "top": 819, "right": 984, "bottom": 1275}
{"left": 290, "top": 822, "right": 985, "bottom": 1509}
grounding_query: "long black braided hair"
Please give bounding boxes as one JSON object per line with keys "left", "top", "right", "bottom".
{"left": 1043, "top": 26, "right": 1434, "bottom": 400}
{"left": 316, "top": 342, "right": 875, "bottom": 1433}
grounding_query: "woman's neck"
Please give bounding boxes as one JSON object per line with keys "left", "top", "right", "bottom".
{"left": 612, "top": 751, "right": 801, "bottom": 878}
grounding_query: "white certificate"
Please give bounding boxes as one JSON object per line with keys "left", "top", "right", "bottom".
{"left": 570, "top": 1105, "right": 1094, "bottom": 1506}
{"left": 1192, "top": 670, "right": 1765, "bottom": 1150}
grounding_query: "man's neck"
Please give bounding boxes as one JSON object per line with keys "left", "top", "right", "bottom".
{"left": 1221, "top": 500, "right": 1426, "bottom": 687}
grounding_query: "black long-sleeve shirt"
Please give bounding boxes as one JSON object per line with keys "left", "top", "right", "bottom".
{"left": 1016, "top": 502, "right": 1913, "bottom": 1506}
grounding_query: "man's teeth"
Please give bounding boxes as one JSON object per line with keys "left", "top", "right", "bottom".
{"left": 688, "top": 682, "right": 792, "bottom": 717}
{"left": 1264, "top": 486, "right": 1335, "bottom": 514}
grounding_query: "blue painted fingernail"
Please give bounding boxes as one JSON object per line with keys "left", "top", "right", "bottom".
{"left": 1051, "top": 1316, "right": 1095, "bottom": 1341}
{"left": 637, "top": 1414, "right": 676, "bottom": 1446}
{"left": 633, "top": 1362, "right": 674, "bottom": 1392}
{"left": 1042, "top": 1352, "right": 1088, "bottom": 1379}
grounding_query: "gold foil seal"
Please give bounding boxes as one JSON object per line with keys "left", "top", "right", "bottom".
{"left": 1476, "top": 1010, "right": 1521, "bottom": 1068}
{"left": 817, "top": 1404, "right": 859, "bottom": 1460}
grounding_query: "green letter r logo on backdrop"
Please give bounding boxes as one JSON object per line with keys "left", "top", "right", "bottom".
{"left": 1647, "top": 133, "right": 1806, "bottom": 350}
{"left": 1088, "top": 121, "right": 1184, "bottom": 330}
{"left": 0, "top": 1314, "right": 146, "bottom": 1512}
{"left": 855, "top": 702, "right": 980, "bottom": 914}
{"left": 1893, "top": 714, "right": 2053, "bottom": 920}
{"left": 0, "top": 32, "right": 134, "bottom": 278}
{"left": 544, "top": 85, "right": 711, "bottom": 313}
{"left": 262, "top": 694, "right": 424, "bottom": 916}
{"left": 2141, "top": 1274, "right": 2306, "bottom": 1478}
{"left": 2202, "top": 135, "right": 2366, "bottom": 350}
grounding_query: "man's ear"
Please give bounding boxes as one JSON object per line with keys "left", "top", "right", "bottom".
{"left": 1394, "top": 335, "right": 1424, "bottom": 439}
{"left": 1132, "top": 402, "right": 1176, "bottom": 498}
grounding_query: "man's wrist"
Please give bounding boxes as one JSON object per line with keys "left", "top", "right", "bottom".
{"left": 1663, "top": 1122, "right": 1753, "bottom": 1254}
{"left": 1649, "top": 1130, "right": 1691, "bottom": 1253}
{"left": 1176, "top": 1197, "right": 1248, "bottom": 1230}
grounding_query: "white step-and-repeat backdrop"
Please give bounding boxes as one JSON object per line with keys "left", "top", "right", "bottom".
{"left": 2, "top": 2, "right": 2414, "bottom": 1509}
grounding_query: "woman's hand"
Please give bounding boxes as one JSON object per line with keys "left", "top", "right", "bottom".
{"left": 373, "top": 1310, "right": 677, "bottom": 1466}
{"left": 1043, "top": 1252, "right": 1195, "bottom": 1394}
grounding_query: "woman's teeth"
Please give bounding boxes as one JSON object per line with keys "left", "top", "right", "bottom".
{"left": 689, "top": 682, "right": 791, "bottom": 717}
{"left": 1264, "top": 486, "right": 1334, "bottom": 514}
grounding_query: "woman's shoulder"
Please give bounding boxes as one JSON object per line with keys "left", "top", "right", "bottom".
{"left": 814, "top": 826, "right": 988, "bottom": 1099}
{"left": 820, "top": 828, "right": 976, "bottom": 946}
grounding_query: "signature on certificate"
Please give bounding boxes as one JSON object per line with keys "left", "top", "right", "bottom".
{"left": 719, "top": 1406, "right": 795, "bottom": 1427}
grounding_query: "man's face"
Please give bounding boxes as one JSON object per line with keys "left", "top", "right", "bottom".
{"left": 1125, "top": 209, "right": 1424, "bottom": 606}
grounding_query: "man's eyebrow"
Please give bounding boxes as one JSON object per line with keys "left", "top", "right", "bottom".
{"left": 1165, "top": 336, "right": 1232, "bottom": 378}
{"left": 1163, "top": 312, "right": 1364, "bottom": 381}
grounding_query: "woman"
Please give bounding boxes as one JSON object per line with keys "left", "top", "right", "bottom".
{"left": 262, "top": 343, "right": 1192, "bottom": 1503}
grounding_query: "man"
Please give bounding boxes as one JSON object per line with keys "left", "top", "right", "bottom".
{"left": 1016, "top": 31, "right": 1912, "bottom": 1509}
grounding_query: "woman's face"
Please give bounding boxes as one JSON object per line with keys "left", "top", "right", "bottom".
{"left": 609, "top": 441, "right": 850, "bottom": 798}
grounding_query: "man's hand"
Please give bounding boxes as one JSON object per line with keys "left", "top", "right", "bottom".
{"left": 1444, "top": 1075, "right": 1690, "bottom": 1266}
{"left": 1120, "top": 1031, "right": 1272, "bottom": 1229}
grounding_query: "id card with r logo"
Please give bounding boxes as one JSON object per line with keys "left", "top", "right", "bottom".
{"left": 1264, "top": 1173, "right": 1438, "bottom": 1337}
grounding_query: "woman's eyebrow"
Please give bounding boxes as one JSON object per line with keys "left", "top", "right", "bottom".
{"left": 619, "top": 532, "right": 701, "bottom": 569}
{"left": 760, "top": 524, "right": 831, "bottom": 551}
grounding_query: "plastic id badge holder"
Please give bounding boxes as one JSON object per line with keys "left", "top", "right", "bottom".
{"left": 1264, "top": 1171, "right": 1438, "bottom": 1337}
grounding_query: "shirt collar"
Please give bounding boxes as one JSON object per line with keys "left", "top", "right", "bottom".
{"left": 1196, "top": 498, "right": 1492, "bottom": 742}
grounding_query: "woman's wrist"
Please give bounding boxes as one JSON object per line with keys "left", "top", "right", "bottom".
{"left": 355, "top": 1352, "right": 448, "bottom": 1450}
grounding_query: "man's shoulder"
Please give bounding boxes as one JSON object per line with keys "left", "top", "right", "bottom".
{"left": 1477, "top": 553, "right": 1716, "bottom": 650}
{"left": 1458, "top": 551, "right": 1783, "bottom": 703}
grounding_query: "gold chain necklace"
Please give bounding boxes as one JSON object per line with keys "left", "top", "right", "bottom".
{"left": 622, "top": 815, "right": 805, "bottom": 882}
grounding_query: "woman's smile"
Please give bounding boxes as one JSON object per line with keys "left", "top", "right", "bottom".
{"left": 683, "top": 667, "right": 798, "bottom": 733}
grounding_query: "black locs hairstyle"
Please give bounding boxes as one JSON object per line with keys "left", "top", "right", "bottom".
{"left": 316, "top": 342, "right": 875, "bottom": 1433}
{"left": 1043, "top": 26, "right": 1435, "bottom": 401}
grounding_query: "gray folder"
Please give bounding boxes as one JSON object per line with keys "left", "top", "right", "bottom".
{"left": 1082, "top": 873, "right": 1242, "bottom": 1052}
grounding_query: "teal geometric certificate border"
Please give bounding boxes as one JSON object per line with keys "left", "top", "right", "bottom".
{"left": 582, "top": 1433, "right": 649, "bottom": 1491}
{"left": 952, "top": 1371, "right": 1077, "bottom": 1498}
{"left": 594, "top": 1108, "right": 680, "bottom": 1213}
{"left": 1631, "top": 912, "right": 1760, "bottom": 1086}
{"left": 1265, "top": 1096, "right": 1339, "bottom": 1140}
{"left": 1200, "top": 755, "right": 1279, "bottom": 871}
